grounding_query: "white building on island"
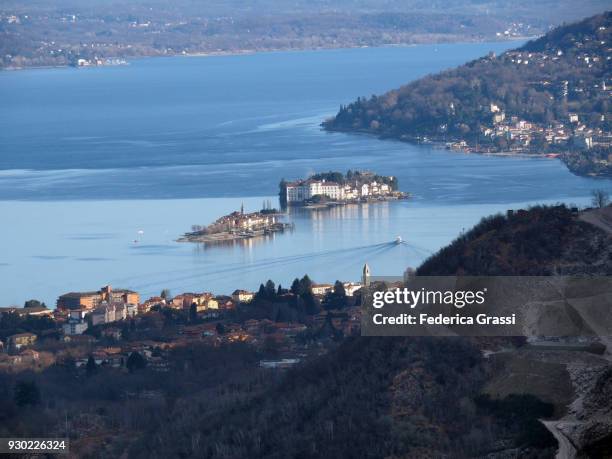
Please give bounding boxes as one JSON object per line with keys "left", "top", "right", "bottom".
{"left": 285, "top": 175, "right": 395, "bottom": 204}
{"left": 286, "top": 180, "right": 342, "bottom": 202}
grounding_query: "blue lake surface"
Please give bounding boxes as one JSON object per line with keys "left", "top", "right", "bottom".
{"left": 1, "top": 43, "right": 610, "bottom": 306}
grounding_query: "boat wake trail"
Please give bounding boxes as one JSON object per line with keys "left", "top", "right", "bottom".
{"left": 126, "top": 241, "right": 393, "bottom": 291}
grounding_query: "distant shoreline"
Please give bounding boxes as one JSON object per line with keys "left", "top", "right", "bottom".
{"left": 1, "top": 37, "right": 530, "bottom": 73}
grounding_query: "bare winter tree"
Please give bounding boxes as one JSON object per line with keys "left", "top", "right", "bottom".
{"left": 591, "top": 189, "right": 610, "bottom": 208}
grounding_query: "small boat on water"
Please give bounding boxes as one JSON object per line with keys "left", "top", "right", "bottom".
{"left": 395, "top": 236, "right": 403, "bottom": 245}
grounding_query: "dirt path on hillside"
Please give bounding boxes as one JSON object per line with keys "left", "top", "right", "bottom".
{"left": 536, "top": 207, "right": 611, "bottom": 458}
{"left": 541, "top": 420, "right": 578, "bottom": 459}
{"left": 580, "top": 206, "right": 612, "bottom": 235}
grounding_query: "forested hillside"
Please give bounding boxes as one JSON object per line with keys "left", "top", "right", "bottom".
{"left": 130, "top": 337, "right": 557, "bottom": 458}
{"left": 417, "top": 205, "right": 612, "bottom": 276}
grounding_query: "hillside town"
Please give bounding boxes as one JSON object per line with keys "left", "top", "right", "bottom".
{"left": 0, "top": 274, "right": 368, "bottom": 374}
{"left": 446, "top": 41, "right": 612, "bottom": 174}
{"left": 448, "top": 101, "right": 611, "bottom": 169}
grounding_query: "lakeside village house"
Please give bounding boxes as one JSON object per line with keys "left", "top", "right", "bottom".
{"left": 285, "top": 177, "right": 393, "bottom": 203}
{"left": 170, "top": 292, "right": 218, "bottom": 312}
{"left": 56, "top": 285, "right": 141, "bottom": 336}
{"left": 53, "top": 285, "right": 235, "bottom": 337}
{"left": 57, "top": 285, "right": 139, "bottom": 310}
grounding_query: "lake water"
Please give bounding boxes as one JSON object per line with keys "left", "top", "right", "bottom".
{"left": 1, "top": 43, "right": 610, "bottom": 306}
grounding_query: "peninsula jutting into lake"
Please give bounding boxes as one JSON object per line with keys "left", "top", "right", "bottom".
{"left": 323, "top": 12, "right": 612, "bottom": 178}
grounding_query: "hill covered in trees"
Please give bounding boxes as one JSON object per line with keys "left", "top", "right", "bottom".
{"left": 417, "top": 204, "right": 612, "bottom": 276}
{"left": 324, "top": 12, "right": 611, "bottom": 177}
{"left": 132, "top": 336, "right": 559, "bottom": 458}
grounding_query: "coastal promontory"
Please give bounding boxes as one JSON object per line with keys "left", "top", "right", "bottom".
{"left": 323, "top": 12, "right": 612, "bottom": 178}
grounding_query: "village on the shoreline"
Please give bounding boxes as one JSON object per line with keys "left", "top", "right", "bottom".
{"left": 446, "top": 104, "right": 611, "bottom": 168}
{"left": 0, "top": 271, "right": 368, "bottom": 374}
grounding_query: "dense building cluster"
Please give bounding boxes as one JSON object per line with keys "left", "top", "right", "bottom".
{"left": 283, "top": 171, "right": 400, "bottom": 204}
{"left": 447, "top": 105, "right": 611, "bottom": 156}
{"left": 0, "top": 277, "right": 365, "bottom": 373}
{"left": 285, "top": 178, "right": 392, "bottom": 203}
{"left": 203, "top": 209, "right": 278, "bottom": 233}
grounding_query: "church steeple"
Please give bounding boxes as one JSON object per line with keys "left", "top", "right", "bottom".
{"left": 240, "top": 202, "right": 244, "bottom": 215}
{"left": 362, "top": 263, "right": 371, "bottom": 287}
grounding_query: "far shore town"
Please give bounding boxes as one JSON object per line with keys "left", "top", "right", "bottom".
{"left": 446, "top": 105, "right": 611, "bottom": 160}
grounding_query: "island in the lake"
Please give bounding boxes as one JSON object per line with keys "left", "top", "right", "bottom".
{"left": 279, "top": 170, "right": 409, "bottom": 208}
{"left": 323, "top": 12, "right": 612, "bottom": 178}
{"left": 178, "top": 203, "right": 292, "bottom": 244}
